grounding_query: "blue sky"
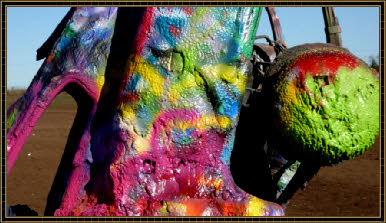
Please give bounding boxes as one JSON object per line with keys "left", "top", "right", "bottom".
{"left": 7, "top": 7, "right": 380, "bottom": 88}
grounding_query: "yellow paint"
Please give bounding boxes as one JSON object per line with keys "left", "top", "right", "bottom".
{"left": 168, "top": 72, "right": 200, "bottom": 102}
{"left": 119, "top": 105, "right": 137, "bottom": 121}
{"left": 193, "top": 71, "right": 205, "bottom": 86}
{"left": 165, "top": 201, "right": 187, "bottom": 216}
{"left": 134, "top": 135, "right": 151, "bottom": 154}
{"left": 278, "top": 80, "right": 302, "bottom": 124}
{"left": 245, "top": 196, "right": 266, "bottom": 216}
{"left": 197, "top": 115, "right": 232, "bottom": 131}
{"left": 216, "top": 115, "right": 232, "bottom": 129}
{"left": 95, "top": 73, "right": 105, "bottom": 94}
{"left": 191, "top": 7, "right": 210, "bottom": 23}
{"left": 196, "top": 116, "right": 215, "bottom": 130}
{"left": 197, "top": 173, "right": 223, "bottom": 191}
{"left": 201, "top": 64, "right": 247, "bottom": 93}
{"left": 212, "top": 178, "right": 223, "bottom": 192}
{"left": 167, "top": 88, "right": 180, "bottom": 103}
{"left": 197, "top": 174, "right": 209, "bottom": 185}
{"left": 130, "top": 57, "right": 165, "bottom": 97}
{"left": 117, "top": 105, "right": 152, "bottom": 154}
{"left": 153, "top": 111, "right": 232, "bottom": 133}
{"left": 175, "top": 119, "right": 194, "bottom": 132}
{"left": 287, "top": 79, "right": 300, "bottom": 104}
{"left": 159, "top": 202, "right": 168, "bottom": 216}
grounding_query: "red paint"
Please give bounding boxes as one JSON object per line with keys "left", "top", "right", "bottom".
{"left": 134, "top": 7, "right": 156, "bottom": 57}
{"left": 120, "top": 8, "right": 156, "bottom": 101}
{"left": 182, "top": 7, "right": 194, "bottom": 16}
{"left": 292, "top": 51, "right": 358, "bottom": 84}
{"left": 169, "top": 25, "right": 181, "bottom": 37}
{"left": 220, "top": 200, "right": 245, "bottom": 216}
{"left": 121, "top": 92, "right": 140, "bottom": 103}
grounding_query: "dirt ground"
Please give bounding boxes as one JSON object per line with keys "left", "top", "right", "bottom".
{"left": 5, "top": 90, "right": 381, "bottom": 217}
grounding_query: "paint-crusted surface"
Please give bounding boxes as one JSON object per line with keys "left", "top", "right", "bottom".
{"left": 7, "top": 7, "right": 117, "bottom": 173}
{"left": 269, "top": 44, "right": 379, "bottom": 164}
{"left": 7, "top": 7, "right": 285, "bottom": 216}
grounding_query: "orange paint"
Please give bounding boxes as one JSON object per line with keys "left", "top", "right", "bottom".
{"left": 220, "top": 200, "right": 245, "bottom": 216}
{"left": 184, "top": 199, "right": 209, "bottom": 216}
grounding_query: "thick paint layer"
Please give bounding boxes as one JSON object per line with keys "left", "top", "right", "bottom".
{"left": 6, "top": 7, "right": 117, "bottom": 175}
{"left": 271, "top": 44, "right": 379, "bottom": 164}
{"left": 7, "top": 7, "right": 286, "bottom": 216}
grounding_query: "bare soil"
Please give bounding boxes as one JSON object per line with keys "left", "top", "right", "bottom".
{"left": 5, "top": 90, "right": 381, "bottom": 217}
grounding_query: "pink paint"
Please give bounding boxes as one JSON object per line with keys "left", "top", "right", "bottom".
{"left": 150, "top": 108, "right": 199, "bottom": 151}
{"left": 53, "top": 108, "right": 234, "bottom": 215}
{"left": 7, "top": 73, "right": 99, "bottom": 175}
{"left": 150, "top": 109, "right": 225, "bottom": 160}
{"left": 6, "top": 7, "right": 288, "bottom": 216}
{"left": 6, "top": 96, "right": 23, "bottom": 117}
{"left": 54, "top": 165, "right": 87, "bottom": 216}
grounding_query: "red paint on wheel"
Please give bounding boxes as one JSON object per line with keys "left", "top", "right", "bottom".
{"left": 292, "top": 51, "right": 358, "bottom": 84}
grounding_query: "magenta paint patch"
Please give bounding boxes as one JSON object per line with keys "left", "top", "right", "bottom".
{"left": 7, "top": 7, "right": 286, "bottom": 216}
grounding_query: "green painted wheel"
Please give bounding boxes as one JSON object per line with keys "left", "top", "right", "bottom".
{"left": 268, "top": 43, "right": 379, "bottom": 165}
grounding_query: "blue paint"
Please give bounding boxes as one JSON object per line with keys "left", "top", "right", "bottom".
{"left": 226, "top": 38, "right": 241, "bottom": 62}
{"left": 218, "top": 99, "right": 239, "bottom": 119}
{"left": 215, "top": 84, "right": 241, "bottom": 119}
{"left": 57, "top": 37, "right": 71, "bottom": 52}
{"left": 155, "top": 17, "right": 186, "bottom": 47}
{"left": 136, "top": 97, "right": 161, "bottom": 136}
{"left": 157, "top": 66, "right": 169, "bottom": 77}
{"left": 235, "top": 20, "right": 245, "bottom": 37}
{"left": 172, "top": 128, "right": 194, "bottom": 145}
{"left": 126, "top": 74, "right": 141, "bottom": 93}
{"left": 220, "top": 134, "right": 236, "bottom": 166}
{"left": 172, "top": 129, "right": 184, "bottom": 144}
{"left": 136, "top": 106, "right": 153, "bottom": 136}
{"left": 80, "top": 30, "right": 95, "bottom": 45}
{"left": 147, "top": 54, "right": 158, "bottom": 65}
